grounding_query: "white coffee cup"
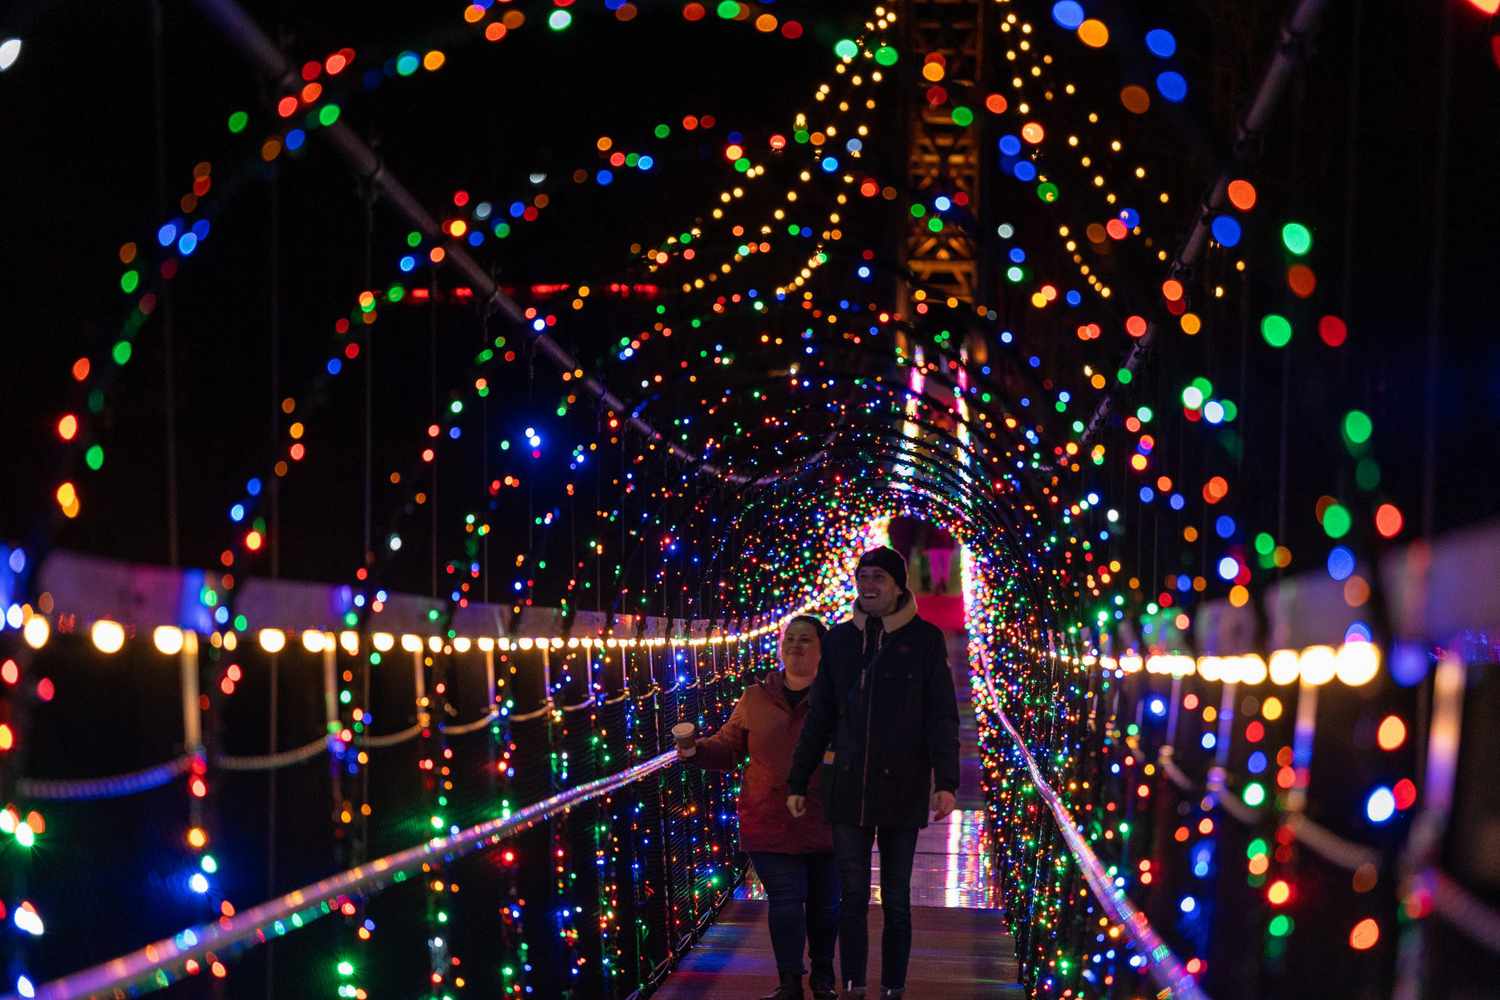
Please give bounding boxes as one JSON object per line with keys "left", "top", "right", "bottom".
{"left": 672, "top": 721, "right": 697, "bottom": 757}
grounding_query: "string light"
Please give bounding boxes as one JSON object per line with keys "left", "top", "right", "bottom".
{"left": 0, "top": 2, "right": 1444, "bottom": 995}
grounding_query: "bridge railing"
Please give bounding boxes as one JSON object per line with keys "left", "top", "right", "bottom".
{"left": 973, "top": 664, "right": 1211, "bottom": 1000}
{"left": 16, "top": 750, "right": 682, "bottom": 1000}
{"left": 1, "top": 609, "right": 776, "bottom": 1000}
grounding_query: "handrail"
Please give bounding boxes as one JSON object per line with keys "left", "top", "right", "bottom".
{"left": 1430, "top": 869, "right": 1500, "bottom": 955}
{"left": 16, "top": 755, "right": 195, "bottom": 800}
{"left": 217, "top": 736, "right": 329, "bottom": 771}
{"left": 438, "top": 709, "right": 501, "bottom": 736}
{"left": 1157, "top": 747, "right": 1197, "bottom": 792}
{"left": 361, "top": 722, "right": 423, "bottom": 748}
{"left": 983, "top": 675, "right": 1210, "bottom": 1000}
{"left": 1205, "top": 768, "right": 1264, "bottom": 827}
{"left": 17, "top": 711, "right": 508, "bottom": 795}
{"left": 10, "top": 750, "right": 681, "bottom": 1000}
{"left": 508, "top": 702, "right": 554, "bottom": 723}
{"left": 1284, "top": 813, "right": 1380, "bottom": 873}
{"left": 1164, "top": 754, "right": 1382, "bottom": 873}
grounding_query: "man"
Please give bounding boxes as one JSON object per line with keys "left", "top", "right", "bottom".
{"left": 786, "top": 546, "right": 960, "bottom": 998}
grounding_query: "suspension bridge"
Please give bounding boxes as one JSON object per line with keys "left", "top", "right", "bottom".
{"left": 1, "top": 1, "right": 1498, "bottom": 999}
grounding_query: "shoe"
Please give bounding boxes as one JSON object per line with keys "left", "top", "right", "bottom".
{"left": 810, "top": 971, "right": 837, "bottom": 1000}
{"left": 759, "top": 972, "right": 804, "bottom": 1000}
{"left": 842, "top": 984, "right": 867, "bottom": 999}
{"left": 879, "top": 990, "right": 905, "bottom": 999}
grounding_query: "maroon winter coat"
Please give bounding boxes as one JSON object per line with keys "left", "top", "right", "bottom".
{"left": 690, "top": 670, "right": 834, "bottom": 854}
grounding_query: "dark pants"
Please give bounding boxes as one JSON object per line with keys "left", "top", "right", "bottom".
{"left": 832, "top": 824, "right": 919, "bottom": 989}
{"left": 749, "top": 851, "right": 840, "bottom": 981}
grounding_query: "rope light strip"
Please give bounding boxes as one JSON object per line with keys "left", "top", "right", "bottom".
{"left": 984, "top": 671, "right": 1210, "bottom": 1000}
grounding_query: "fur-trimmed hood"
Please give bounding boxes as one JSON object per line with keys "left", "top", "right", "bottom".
{"left": 849, "top": 591, "right": 919, "bottom": 634}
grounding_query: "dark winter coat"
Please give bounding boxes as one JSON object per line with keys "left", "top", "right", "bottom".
{"left": 689, "top": 670, "right": 835, "bottom": 854}
{"left": 787, "top": 596, "right": 961, "bottom": 829}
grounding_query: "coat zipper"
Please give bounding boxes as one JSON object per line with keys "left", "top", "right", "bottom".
{"left": 858, "top": 630, "right": 885, "bottom": 827}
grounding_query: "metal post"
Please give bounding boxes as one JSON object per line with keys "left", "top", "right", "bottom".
{"left": 1286, "top": 680, "right": 1318, "bottom": 814}
{"left": 484, "top": 645, "right": 499, "bottom": 792}
{"left": 321, "top": 645, "right": 339, "bottom": 734}
{"left": 1214, "top": 682, "right": 1236, "bottom": 768}
{"left": 322, "top": 643, "right": 343, "bottom": 815}
{"left": 1393, "top": 645, "right": 1466, "bottom": 1000}
{"left": 181, "top": 637, "right": 201, "bottom": 752}
{"left": 542, "top": 647, "right": 553, "bottom": 705}
{"left": 1165, "top": 676, "right": 1184, "bottom": 747}
{"left": 413, "top": 649, "right": 428, "bottom": 728}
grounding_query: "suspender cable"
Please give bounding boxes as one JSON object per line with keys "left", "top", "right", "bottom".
{"left": 356, "top": 180, "right": 376, "bottom": 872}
{"left": 1071, "top": 0, "right": 1330, "bottom": 455}
{"left": 189, "top": 0, "right": 761, "bottom": 486}
{"left": 263, "top": 135, "right": 283, "bottom": 1000}
{"left": 151, "top": 0, "right": 182, "bottom": 568}
{"left": 1419, "top": 0, "right": 1454, "bottom": 542}
{"left": 431, "top": 273, "right": 440, "bottom": 600}
{"left": 362, "top": 184, "right": 375, "bottom": 579}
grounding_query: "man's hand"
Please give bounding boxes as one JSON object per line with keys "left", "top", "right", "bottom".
{"left": 786, "top": 794, "right": 807, "bottom": 818}
{"left": 931, "top": 790, "right": 956, "bottom": 822}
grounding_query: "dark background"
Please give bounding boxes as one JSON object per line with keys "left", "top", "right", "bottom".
{"left": 1, "top": 1, "right": 1497, "bottom": 587}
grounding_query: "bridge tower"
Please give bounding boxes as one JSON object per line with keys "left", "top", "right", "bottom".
{"left": 899, "top": 0, "right": 992, "bottom": 324}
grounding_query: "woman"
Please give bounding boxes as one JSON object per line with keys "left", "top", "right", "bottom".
{"left": 680, "top": 615, "right": 839, "bottom": 1000}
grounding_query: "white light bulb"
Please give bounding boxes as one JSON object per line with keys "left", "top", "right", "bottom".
{"left": 153, "top": 626, "right": 185, "bottom": 656}
{"left": 1268, "top": 649, "right": 1300, "bottom": 686}
{"left": 1298, "top": 645, "right": 1337, "bottom": 686}
{"left": 1335, "top": 642, "right": 1381, "bottom": 687}
{"left": 22, "top": 616, "right": 49, "bottom": 650}
{"left": 90, "top": 619, "right": 126, "bottom": 655}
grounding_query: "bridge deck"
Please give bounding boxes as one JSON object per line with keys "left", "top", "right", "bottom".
{"left": 654, "top": 894, "right": 1021, "bottom": 999}
{"left": 655, "top": 598, "right": 1022, "bottom": 998}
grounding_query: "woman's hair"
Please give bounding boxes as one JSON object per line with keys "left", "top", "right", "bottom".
{"left": 783, "top": 614, "right": 828, "bottom": 641}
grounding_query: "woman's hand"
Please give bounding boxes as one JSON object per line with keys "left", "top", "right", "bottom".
{"left": 931, "top": 790, "right": 956, "bottom": 822}
{"left": 786, "top": 794, "right": 807, "bottom": 818}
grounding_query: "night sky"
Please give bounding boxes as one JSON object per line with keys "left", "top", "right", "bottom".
{"left": 2, "top": 1, "right": 1497, "bottom": 595}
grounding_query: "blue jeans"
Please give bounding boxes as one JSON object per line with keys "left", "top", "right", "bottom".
{"left": 749, "top": 851, "right": 840, "bottom": 982}
{"left": 832, "top": 824, "right": 919, "bottom": 989}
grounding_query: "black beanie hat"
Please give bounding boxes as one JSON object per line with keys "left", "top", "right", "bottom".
{"left": 856, "top": 546, "right": 909, "bottom": 593}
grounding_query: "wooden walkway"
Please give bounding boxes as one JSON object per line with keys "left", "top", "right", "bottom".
{"left": 653, "top": 897, "right": 1022, "bottom": 998}
{"left": 655, "top": 599, "right": 1023, "bottom": 998}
